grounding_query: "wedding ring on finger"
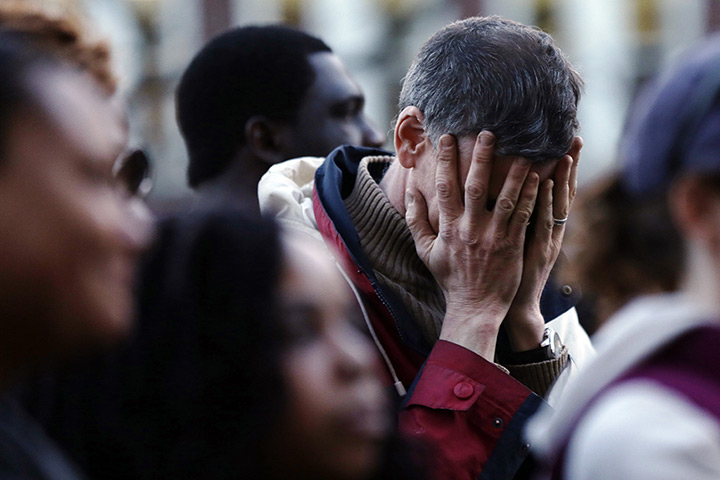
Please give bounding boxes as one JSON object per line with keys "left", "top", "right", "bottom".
{"left": 553, "top": 217, "right": 568, "bottom": 226}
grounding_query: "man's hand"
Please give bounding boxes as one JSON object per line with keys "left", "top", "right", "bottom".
{"left": 504, "top": 137, "right": 582, "bottom": 352}
{"left": 405, "top": 132, "right": 539, "bottom": 361}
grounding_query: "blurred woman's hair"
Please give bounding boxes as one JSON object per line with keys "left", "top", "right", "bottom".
{"left": 0, "top": 2, "right": 116, "bottom": 94}
{"left": 127, "top": 211, "right": 429, "bottom": 479}
{"left": 0, "top": 33, "right": 61, "bottom": 163}
{"left": 566, "top": 174, "right": 684, "bottom": 324}
{"left": 126, "top": 211, "right": 286, "bottom": 479}
{"left": 567, "top": 34, "right": 720, "bottom": 325}
{"left": 23, "top": 209, "right": 428, "bottom": 480}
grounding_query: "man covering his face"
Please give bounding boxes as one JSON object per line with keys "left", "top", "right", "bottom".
{"left": 259, "top": 16, "right": 594, "bottom": 480}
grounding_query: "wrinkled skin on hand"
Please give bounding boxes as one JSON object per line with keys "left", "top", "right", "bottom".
{"left": 405, "top": 132, "right": 581, "bottom": 359}
{"left": 505, "top": 138, "right": 580, "bottom": 351}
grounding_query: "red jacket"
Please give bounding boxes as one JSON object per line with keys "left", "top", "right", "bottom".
{"left": 312, "top": 146, "right": 577, "bottom": 479}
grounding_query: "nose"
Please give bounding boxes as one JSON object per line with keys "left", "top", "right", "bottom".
{"left": 332, "top": 324, "right": 378, "bottom": 382}
{"left": 360, "top": 116, "right": 386, "bottom": 149}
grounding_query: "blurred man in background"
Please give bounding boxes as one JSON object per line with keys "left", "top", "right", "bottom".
{"left": 176, "top": 24, "right": 386, "bottom": 213}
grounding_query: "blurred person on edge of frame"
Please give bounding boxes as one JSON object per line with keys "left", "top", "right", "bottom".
{"left": 116, "top": 211, "right": 428, "bottom": 480}
{"left": 527, "top": 34, "right": 720, "bottom": 480}
{"left": 176, "top": 24, "right": 385, "bottom": 214}
{"left": 0, "top": 35, "right": 152, "bottom": 480}
{"left": 0, "top": 1, "right": 153, "bottom": 204}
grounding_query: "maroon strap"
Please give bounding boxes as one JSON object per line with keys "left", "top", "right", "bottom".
{"left": 543, "top": 324, "right": 720, "bottom": 480}
{"left": 622, "top": 325, "right": 720, "bottom": 417}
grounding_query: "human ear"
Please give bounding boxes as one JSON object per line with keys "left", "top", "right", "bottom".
{"left": 394, "top": 106, "right": 430, "bottom": 168}
{"left": 245, "top": 116, "right": 285, "bottom": 164}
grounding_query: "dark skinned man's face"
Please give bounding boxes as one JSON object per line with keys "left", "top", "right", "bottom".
{"left": 281, "top": 52, "right": 386, "bottom": 159}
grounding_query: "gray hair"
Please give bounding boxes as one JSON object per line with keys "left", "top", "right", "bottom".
{"left": 399, "top": 16, "right": 583, "bottom": 162}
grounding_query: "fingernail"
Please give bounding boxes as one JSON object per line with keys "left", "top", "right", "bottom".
{"left": 518, "top": 157, "right": 531, "bottom": 167}
{"left": 479, "top": 131, "right": 494, "bottom": 146}
{"left": 440, "top": 135, "right": 453, "bottom": 148}
{"left": 405, "top": 191, "right": 414, "bottom": 206}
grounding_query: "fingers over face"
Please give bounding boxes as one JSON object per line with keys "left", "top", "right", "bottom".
{"left": 507, "top": 172, "right": 539, "bottom": 242}
{"left": 552, "top": 155, "right": 574, "bottom": 223}
{"left": 568, "top": 153, "right": 580, "bottom": 208}
{"left": 405, "top": 188, "right": 435, "bottom": 260}
{"left": 435, "top": 134, "right": 463, "bottom": 229}
{"left": 463, "top": 131, "right": 495, "bottom": 230}
{"left": 567, "top": 136, "right": 582, "bottom": 207}
{"left": 535, "top": 178, "right": 555, "bottom": 244}
{"left": 492, "top": 156, "right": 532, "bottom": 228}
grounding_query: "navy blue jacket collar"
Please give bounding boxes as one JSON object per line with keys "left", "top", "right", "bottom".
{"left": 314, "top": 145, "right": 432, "bottom": 355}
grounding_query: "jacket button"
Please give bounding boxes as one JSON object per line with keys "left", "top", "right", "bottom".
{"left": 492, "top": 417, "right": 504, "bottom": 428}
{"left": 453, "top": 382, "right": 474, "bottom": 399}
{"left": 561, "top": 285, "right": 573, "bottom": 296}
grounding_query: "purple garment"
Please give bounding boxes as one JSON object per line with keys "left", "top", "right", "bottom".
{"left": 545, "top": 325, "right": 720, "bottom": 480}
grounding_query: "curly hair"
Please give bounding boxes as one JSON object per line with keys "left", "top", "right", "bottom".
{"left": 564, "top": 174, "right": 683, "bottom": 324}
{"left": 0, "top": 2, "right": 116, "bottom": 94}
